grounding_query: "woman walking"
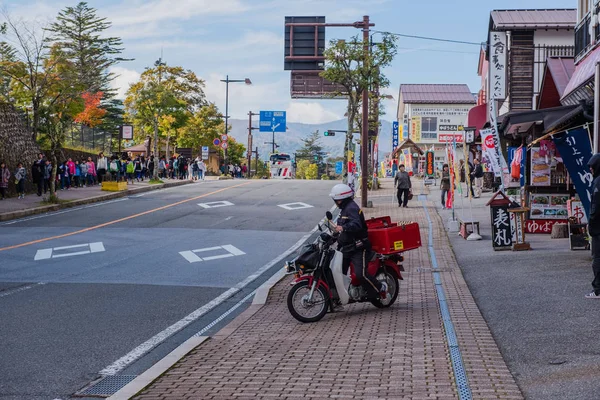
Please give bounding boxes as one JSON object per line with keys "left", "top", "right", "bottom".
{"left": 14, "top": 162, "right": 26, "bottom": 199}
{"left": 0, "top": 162, "right": 10, "bottom": 200}
{"left": 441, "top": 164, "right": 451, "bottom": 209}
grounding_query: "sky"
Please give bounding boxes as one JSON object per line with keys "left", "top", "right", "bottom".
{"left": 1, "top": 0, "right": 576, "bottom": 125}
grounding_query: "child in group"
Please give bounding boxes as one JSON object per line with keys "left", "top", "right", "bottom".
{"left": 14, "top": 162, "right": 26, "bottom": 199}
{"left": 79, "top": 159, "right": 89, "bottom": 187}
{"left": 74, "top": 160, "right": 81, "bottom": 188}
{"left": 126, "top": 158, "right": 135, "bottom": 184}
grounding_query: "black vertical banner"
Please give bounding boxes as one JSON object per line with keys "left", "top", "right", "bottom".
{"left": 491, "top": 205, "right": 512, "bottom": 250}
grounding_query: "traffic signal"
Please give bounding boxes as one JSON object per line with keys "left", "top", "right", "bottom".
{"left": 314, "top": 155, "right": 319, "bottom": 161}
{"left": 324, "top": 131, "right": 335, "bottom": 137}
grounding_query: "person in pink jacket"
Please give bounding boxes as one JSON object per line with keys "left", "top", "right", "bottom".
{"left": 86, "top": 157, "right": 96, "bottom": 186}
{"left": 66, "top": 158, "right": 76, "bottom": 176}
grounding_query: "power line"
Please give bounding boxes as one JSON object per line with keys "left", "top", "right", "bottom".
{"left": 373, "top": 30, "right": 484, "bottom": 46}
{"left": 397, "top": 47, "right": 479, "bottom": 55}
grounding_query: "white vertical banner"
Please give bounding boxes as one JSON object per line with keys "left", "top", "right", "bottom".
{"left": 489, "top": 31, "right": 507, "bottom": 100}
{"left": 481, "top": 128, "right": 502, "bottom": 177}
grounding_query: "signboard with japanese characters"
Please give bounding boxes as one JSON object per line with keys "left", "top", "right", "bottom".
{"left": 529, "top": 194, "right": 568, "bottom": 220}
{"left": 568, "top": 200, "right": 588, "bottom": 224}
{"left": 530, "top": 147, "right": 551, "bottom": 186}
{"left": 491, "top": 205, "right": 512, "bottom": 250}
{"left": 425, "top": 151, "right": 435, "bottom": 178}
{"left": 552, "top": 127, "right": 594, "bottom": 219}
{"left": 410, "top": 106, "right": 470, "bottom": 143}
{"left": 392, "top": 121, "right": 399, "bottom": 150}
{"left": 411, "top": 116, "right": 421, "bottom": 143}
{"left": 524, "top": 219, "right": 563, "bottom": 234}
{"left": 489, "top": 31, "right": 507, "bottom": 99}
{"left": 481, "top": 128, "right": 502, "bottom": 177}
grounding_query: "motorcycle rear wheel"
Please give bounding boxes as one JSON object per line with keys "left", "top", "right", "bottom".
{"left": 370, "top": 270, "right": 399, "bottom": 308}
{"left": 287, "top": 280, "right": 329, "bottom": 323}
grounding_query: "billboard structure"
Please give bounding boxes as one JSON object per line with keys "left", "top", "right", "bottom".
{"left": 285, "top": 16, "right": 347, "bottom": 99}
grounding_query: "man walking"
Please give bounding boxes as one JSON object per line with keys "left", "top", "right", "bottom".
{"left": 470, "top": 159, "right": 483, "bottom": 198}
{"left": 586, "top": 154, "right": 600, "bottom": 298}
{"left": 394, "top": 164, "right": 412, "bottom": 208}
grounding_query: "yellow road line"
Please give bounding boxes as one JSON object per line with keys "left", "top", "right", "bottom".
{"left": 0, "top": 181, "right": 252, "bottom": 252}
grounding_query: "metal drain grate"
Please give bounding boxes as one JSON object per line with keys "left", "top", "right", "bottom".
{"left": 77, "top": 375, "right": 137, "bottom": 397}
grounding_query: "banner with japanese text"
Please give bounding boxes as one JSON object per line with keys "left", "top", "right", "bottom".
{"left": 481, "top": 128, "right": 502, "bottom": 177}
{"left": 552, "top": 127, "right": 594, "bottom": 218}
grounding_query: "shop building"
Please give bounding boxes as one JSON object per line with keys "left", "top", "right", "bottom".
{"left": 396, "top": 84, "right": 476, "bottom": 172}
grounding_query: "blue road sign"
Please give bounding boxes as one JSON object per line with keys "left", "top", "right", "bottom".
{"left": 259, "top": 111, "right": 287, "bottom": 132}
{"left": 335, "top": 161, "right": 343, "bottom": 174}
{"left": 392, "top": 121, "right": 399, "bottom": 148}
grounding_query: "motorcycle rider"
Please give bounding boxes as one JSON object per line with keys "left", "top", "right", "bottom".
{"left": 329, "top": 184, "right": 388, "bottom": 300}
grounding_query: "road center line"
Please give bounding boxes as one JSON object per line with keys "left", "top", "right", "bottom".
{"left": 0, "top": 182, "right": 252, "bottom": 253}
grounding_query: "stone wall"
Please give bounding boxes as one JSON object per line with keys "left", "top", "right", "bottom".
{"left": 0, "top": 103, "right": 41, "bottom": 195}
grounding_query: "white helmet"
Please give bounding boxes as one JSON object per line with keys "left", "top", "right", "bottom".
{"left": 329, "top": 184, "right": 354, "bottom": 201}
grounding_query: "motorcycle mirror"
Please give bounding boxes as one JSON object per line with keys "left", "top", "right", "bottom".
{"left": 326, "top": 211, "right": 333, "bottom": 221}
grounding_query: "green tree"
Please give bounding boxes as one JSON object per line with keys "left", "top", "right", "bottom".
{"left": 124, "top": 62, "right": 206, "bottom": 178}
{"left": 177, "top": 103, "right": 224, "bottom": 151}
{"left": 46, "top": 2, "right": 128, "bottom": 96}
{"left": 296, "top": 130, "right": 327, "bottom": 174}
{"left": 295, "top": 159, "right": 310, "bottom": 179}
{"left": 305, "top": 164, "right": 318, "bottom": 180}
{"left": 226, "top": 139, "right": 246, "bottom": 166}
{"left": 320, "top": 34, "right": 397, "bottom": 175}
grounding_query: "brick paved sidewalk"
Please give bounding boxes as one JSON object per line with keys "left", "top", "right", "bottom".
{"left": 134, "top": 179, "right": 523, "bottom": 400}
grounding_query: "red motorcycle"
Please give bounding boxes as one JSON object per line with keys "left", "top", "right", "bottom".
{"left": 285, "top": 212, "right": 421, "bottom": 323}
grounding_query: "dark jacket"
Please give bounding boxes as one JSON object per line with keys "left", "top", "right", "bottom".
{"left": 337, "top": 199, "right": 369, "bottom": 248}
{"left": 394, "top": 170, "right": 411, "bottom": 189}
{"left": 32, "top": 159, "right": 44, "bottom": 181}
{"left": 441, "top": 170, "right": 451, "bottom": 190}
{"left": 471, "top": 163, "right": 483, "bottom": 179}
{"left": 588, "top": 154, "right": 600, "bottom": 236}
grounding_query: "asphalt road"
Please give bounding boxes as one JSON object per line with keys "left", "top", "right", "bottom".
{"left": 0, "top": 179, "right": 336, "bottom": 400}
{"left": 435, "top": 186, "right": 600, "bottom": 400}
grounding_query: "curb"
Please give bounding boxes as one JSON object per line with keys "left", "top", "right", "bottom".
{"left": 0, "top": 180, "right": 192, "bottom": 222}
{"left": 252, "top": 268, "right": 286, "bottom": 305}
{"left": 107, "top": 336, "right": 209, "bottom": 400}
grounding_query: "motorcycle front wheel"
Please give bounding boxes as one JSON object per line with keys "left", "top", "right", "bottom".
{"left": 370, "top": 270, "right": 399, "bottom": 309}
{"left": 287, "top": 280, "right": 329, "bottom": 323}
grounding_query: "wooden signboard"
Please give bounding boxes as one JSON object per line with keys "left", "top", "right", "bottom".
{"left": 487, "top": 191, "right": 513, "bottom": 251}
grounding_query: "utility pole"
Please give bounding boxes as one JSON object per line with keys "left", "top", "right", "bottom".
{"left": 361, "top": 15, "right": 370, "bottom": 208}
{"left": 247, "top": 111, "right": 258, "bottom": 178}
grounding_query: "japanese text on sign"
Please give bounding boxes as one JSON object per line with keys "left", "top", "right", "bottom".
{"left": 489, "top": 31, "right": 507, "bottom": 99}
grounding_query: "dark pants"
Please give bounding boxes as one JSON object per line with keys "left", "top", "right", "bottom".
{"left": 397, "top": 188, "right": 410, "bottom": 207}
{"left": 17, "top": 179, "right": 25, "bottom": 194}
{"left": 441, "top": 189, "right": 449, "bottom": 206}
{"left": 591, "top": 236, "right": 600, "bottom": 294}
{"left": 344, "top": 250, "right": 381, "bottom": 299}
{"left": 36, "top": 178, "right": 43, "bottom": 196}
{"left": 0, "top": 187, "right": 6, "bottom": 198}
{"left": 44, "top": 179, "right": 50, "bottom": 193}
{"left": 98, "top": 169, "right": 107, "bottom": 183}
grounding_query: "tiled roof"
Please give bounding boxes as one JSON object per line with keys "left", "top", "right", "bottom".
{"left": 400, "top": 84, "right": 476, "bottom": 104}
{"left": 490, "top": 9, "right": 576, "bottom": 30}
{"left": 546, "top": 57, "right": 575, "bottom": 96}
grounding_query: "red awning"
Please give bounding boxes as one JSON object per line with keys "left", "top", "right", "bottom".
{"left": 562, "top": 46, "right": 600, "bottom": 102}
{"left": 467, "top": 103, "right": 487, "bottom": 135}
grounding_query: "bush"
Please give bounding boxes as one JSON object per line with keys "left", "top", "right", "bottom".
{"left": 321, "top": 174, "right": 329, "bottom": 180}
{"left": 305, "top": 164, "right": 318, "bottom": 180}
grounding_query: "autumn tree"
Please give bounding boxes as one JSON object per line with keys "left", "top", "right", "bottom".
{"left": 177, "top": 103, "right": 225, "bottom": 152}
{"left": 124, "top": 62, "right": 206, "bottom": 178}
{"left": 321, "top": 34, "right": 397, "bottom": 174}
{"left": 74, "top": 91, "right": 106, "bottom": 127}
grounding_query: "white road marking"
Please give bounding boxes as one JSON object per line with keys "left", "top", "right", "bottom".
{"left": 224, "top": 216, "right": 233, "bottom": 221}
{"left": 0, "top": 282, "right": 46, "bottom": 299}
{"left": 0, "top": 198, "right": 129, "bottom": 226}
{"left": 34, "top": 242, "right": 105, "bottom": 261}
{"left": 278, "top": 202, "right": 314, "bottom": 210}
{"left": 198, "top": 200, "right": 234, "bottom": 209}
{"left": 179, "top": 245, "right": 246, "bottom": 263}
{"left": 98, "top": 205, "right": 337, "bottom": 377}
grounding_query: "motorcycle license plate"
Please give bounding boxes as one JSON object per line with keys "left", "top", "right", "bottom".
{"left": 393, "top": 240, "right": 404, "bottom": 251}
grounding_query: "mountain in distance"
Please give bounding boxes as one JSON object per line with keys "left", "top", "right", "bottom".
{"left": 227, "top": 118, "right": 394, "bottom": 160}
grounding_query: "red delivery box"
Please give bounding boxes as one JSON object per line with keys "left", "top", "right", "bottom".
{"left": 367, "top": 218, "right": 422, "bottom": 255}
{"left": 366, "top": 216, "right": 395, "bottom": 230}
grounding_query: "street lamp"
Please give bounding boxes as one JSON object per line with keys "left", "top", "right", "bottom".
{"left": 220, "top": 75, "right": 252, "bottom": 163}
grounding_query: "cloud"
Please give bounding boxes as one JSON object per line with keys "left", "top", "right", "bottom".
{"left": 109, "top": 66, "right": 141, "bottom": 99}
{"left": 286, "top": 102, "right": 342, "bottom": 124}
{"left": 107, "top": 0, "right": 249, "bottom": 26}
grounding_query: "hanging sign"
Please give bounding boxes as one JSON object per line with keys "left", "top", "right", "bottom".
{"left": 489, "top": 31, "right": 507, "bottom": 100}
{"left": 552, "top": 126, "right": 594, "bottom": 219}
{"left": 120, "top": 125, "right": 133, "bottom": 140}
{"left": 425, "top": 151, "right": 435, "bottom": 177}
{"left": 481, "top": 128, "right": 502, "bottom": 177}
